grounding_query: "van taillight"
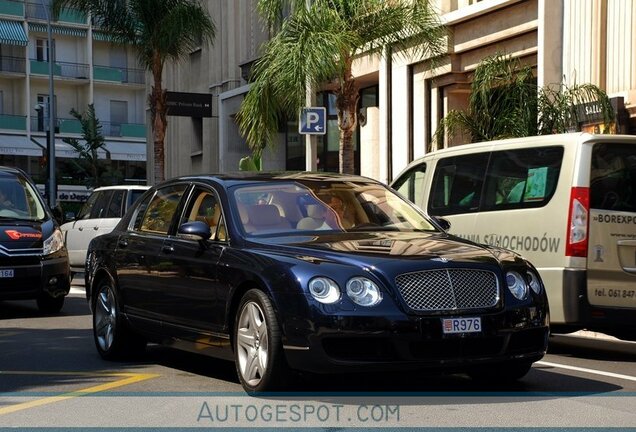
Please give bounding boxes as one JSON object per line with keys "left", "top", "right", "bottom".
{"left": 565, "top": 187, "right": 589, "bottom": 257}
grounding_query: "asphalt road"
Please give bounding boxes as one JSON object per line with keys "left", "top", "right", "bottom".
{"left": 1, "top": 278, "right": 636, "bottom": 429}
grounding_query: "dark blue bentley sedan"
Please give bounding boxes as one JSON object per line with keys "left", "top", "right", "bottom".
{"left": 85, "top": 172, "right": 549, "bottom": 392}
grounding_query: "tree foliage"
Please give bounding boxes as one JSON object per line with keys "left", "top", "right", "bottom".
{"left": 237, "top": 0, "right": 447, "bottom": 174}
{"left": 435, "top": 54, "right": 614, "bottom": 148}
{"left": 63, "top": 104, "right": 107, "bottom": 188}
{"left": 52, "top": 0, "right": 216, "bottom": 183}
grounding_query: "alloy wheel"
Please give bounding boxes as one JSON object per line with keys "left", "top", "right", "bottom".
{"left": 236, "top": 301, "right": 269, "bottom": 387}
{"left": 94, "top": 285, "right": 117, "bottom": 352}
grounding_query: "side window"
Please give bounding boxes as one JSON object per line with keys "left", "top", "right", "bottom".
{"left": 429, "top": 153, "right": 489, "bottom": 216}
{"left": 105, "top": 190, "right": 126, "bottom": 218}
{"left": 77, "top": 192, "right": 100, "bottom": 220}
{"left": 128, "top": 189, "right": 146, "bottom": 210}
{"left": 591, "top": 143, "right": 636, "bottom": 212}
{"left": 89, "top": 190, "right": 114, "bottom": 219}
{"left": 139, "top": 185, "right": 188, "bottom": 234}
{"left": 132, "top": 193, "right": 153, "bottom": 231}
{"left": 180, "top": 187, "right": 224, "bottom": 240}
{"left": 482, "top": 146, "right": 563, "bottom": 210}
{"left": 393, "top": 163, "right": 426, "bottom": 208}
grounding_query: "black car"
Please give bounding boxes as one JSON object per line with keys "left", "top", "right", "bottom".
{"left": 86, "top": 172, "right": 549, "bottom": 392}
{"left": 0, "top": 166, "right": 70, "bottom": 313}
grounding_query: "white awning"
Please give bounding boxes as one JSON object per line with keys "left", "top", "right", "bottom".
{"left": 0, "top": 135, "right": 146, "bottom": 161}
{"left": 54, "top": 139, "right": 108, "bottom": 159}
{"left": 103, "top": 141, "right": 146, "bottom": 161}
{"left": 0, "top": 135, "right": 44, "bottom": 157}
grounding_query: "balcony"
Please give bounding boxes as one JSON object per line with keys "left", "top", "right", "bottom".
{"left": 30, "top": 117, "right": 146, "bottom": 138}
{"left": 0, "top": 0, "right": 24, "bottom": 17}
{"left": 93, "top": 65, "right": 145, "bottom": 85}
{"left": 30, "top": 59, "right": 89, "bottom": 80}
{"left": 25, "top": 1, "right": 86, "bottom": 24}
{"left": 0, "top": 55, "right": 26, "bottom": 74}
{"left": 101, "top": 121, "right": 146, "bottom": 138}
{"left": 0, "top": 114, "right": 27, "bottom": 131}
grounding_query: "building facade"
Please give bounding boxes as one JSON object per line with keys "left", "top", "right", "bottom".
{"left": 161, "top": 0, "right": 636, "bottom": 184}
{"left": 0, "top": 0, "right": 147, "bottom": 205}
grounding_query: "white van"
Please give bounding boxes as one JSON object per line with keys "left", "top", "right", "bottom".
{"left": 392, "top": 133, "right": 636, "bottom": 338}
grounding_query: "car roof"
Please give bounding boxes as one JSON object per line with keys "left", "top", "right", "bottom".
{"left": 0, "top": 165, "right": 28, "bottom": 177}
{"left": 93, "top": 185, "right": 150, "bottom": 192}
{"left": 172, "top": 171, "right": 379, "bottom": 187}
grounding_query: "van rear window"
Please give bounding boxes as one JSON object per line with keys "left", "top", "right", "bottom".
{"left": 591, "top": 143, "right": 636, "bottom": 212}
{"left": 429, "top": 146, "right": 564, "bottom": 216}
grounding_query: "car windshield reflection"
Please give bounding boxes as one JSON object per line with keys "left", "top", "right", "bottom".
{"left": 232, "top": 180, "right": 437, "bottom": 237}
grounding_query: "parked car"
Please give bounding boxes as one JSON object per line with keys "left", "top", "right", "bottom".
{"left": 61, "top": 185, "right": 149, "bottom": 275}
{"left": 0, "top": 166, "right": 70, "bottom": 313}
{"left": 85, "top": 172, "right": 549, "bottom": 392}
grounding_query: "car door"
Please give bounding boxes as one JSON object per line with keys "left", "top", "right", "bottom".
{"left": 64, "top": 190, "right": 112, "bottom": 269}
{"left": 97, "top": 189, "right": 126, "bottom": 235}
{"left": 160, "top": 185, "right": 228, "bottom": 336}
{"left": 587, "top": 141, "right": 636, "bottom": 308}
{"left": 115, "top": 183, "right": 189, "bottom": 323}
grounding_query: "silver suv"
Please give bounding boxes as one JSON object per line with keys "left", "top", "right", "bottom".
{"left": 61, "top": 185, "right": 149, "bottom": 274}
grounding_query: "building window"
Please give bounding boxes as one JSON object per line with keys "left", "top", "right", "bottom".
{"left": 36, "top": 39, "right": 50, "bottom": 62}
{"left": 192, "top": 117, "right": 203, "bottom": 154}
{"left": 109, "top": 100, "right": 128, "bottom": 136}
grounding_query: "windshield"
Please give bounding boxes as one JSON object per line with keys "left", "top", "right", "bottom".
{"left": 232, "top": 180, "right": 438, "bottom": 237}
{"left": 0, "top": 174, "right": 47, "bottom": 221}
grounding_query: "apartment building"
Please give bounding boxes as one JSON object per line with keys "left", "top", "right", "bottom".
{"left": 0, "top": 0, "right": 147, "bottom": 203}
{"left": 162, "top": 0, "right": 636, "bottom": 184}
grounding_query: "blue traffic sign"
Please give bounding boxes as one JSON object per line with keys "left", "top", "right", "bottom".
{"left": 299, "top": 107, "right": 327, "bottom": 135}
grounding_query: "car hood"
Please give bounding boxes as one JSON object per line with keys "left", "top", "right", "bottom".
{"left": 250, "top": 231, "right": 520, "bottom": 270}
{"left": 0, "top": 220, "right": 52, "bottom": 251}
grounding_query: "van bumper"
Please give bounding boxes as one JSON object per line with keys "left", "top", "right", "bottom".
{"left": 562, "top": 269, "right": 636, "bottom": 336}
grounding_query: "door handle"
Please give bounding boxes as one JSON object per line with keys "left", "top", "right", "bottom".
{"left": 162, "top": 244, "right": 175, "bottom": 254}
{"left": 78, "top": 227, "right": 83, "bottom": 231}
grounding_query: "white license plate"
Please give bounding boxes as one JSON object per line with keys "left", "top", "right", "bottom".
{"left": 0, "top": 269, "right": 14, "bottom": 278}
{"left": 442, "top": 317, "right": 481, "bottom": 334}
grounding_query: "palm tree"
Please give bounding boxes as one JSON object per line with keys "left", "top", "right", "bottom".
{"left": 52, "top": 0, "right": 216, "bottom": 183}
{"left": 236, "top": 0, "right": 447, "bottom": 174}
{"left": 435, "top": 54, "right": 614, "bottom": 148}
{"left": 63, "top": 104, "right": 105, "bottom": 187}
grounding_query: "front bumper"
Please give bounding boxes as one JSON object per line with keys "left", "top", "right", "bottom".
{"left": 282, "top": 306, "right": 549, "bottom": 374}
{"left": 0, "top": 252, "right": 71, "bottom": 300}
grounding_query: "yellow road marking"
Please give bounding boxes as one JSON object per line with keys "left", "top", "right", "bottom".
{"left": 0, "top": 371, "right": 159, "bottom": 416}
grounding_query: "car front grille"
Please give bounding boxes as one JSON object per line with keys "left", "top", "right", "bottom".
{"left": 395, "top": 269, "right": 499, "bottom": 312}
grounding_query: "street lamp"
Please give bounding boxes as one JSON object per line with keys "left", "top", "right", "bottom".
{"left": 41, "top": 0, "right": 57, "bottom": 208}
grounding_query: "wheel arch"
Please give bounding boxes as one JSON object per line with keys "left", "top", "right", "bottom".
{"left": 87, "top": 267, "right": 117, "bottom": 311}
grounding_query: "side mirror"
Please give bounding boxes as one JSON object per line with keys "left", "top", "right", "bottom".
{"left": 178, "top": 220, "right": 211, "bottom": 241}
{"left": 52, "top": 205, "right": 64, "bottom": 225}
{"left": 433, "top": 216, "right": 451, "bottom": 231}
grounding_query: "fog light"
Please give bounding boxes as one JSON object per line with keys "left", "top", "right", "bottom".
{"left": 48, "top": 276, "right": 58, "bottom": 286}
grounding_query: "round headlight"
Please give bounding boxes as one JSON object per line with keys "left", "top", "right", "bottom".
{"left": 527, "top": 271, "right": 542, "bottom": 294}
{"left": 346, "top": 277, "right": 382, "bottom": 306}
{"left": 506, "top": 271, "right": 528, "bottom": 300}
{"left": 308, "top": 277, "right": 341, "bottom": 304}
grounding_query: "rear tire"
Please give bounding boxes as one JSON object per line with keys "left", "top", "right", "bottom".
{"left": 36, "top": 294, "right": 64, "bottom": 314}
{"left": 92, "top": 278, "right": 146, "bottom": 360}
{"left": 234, "top": 289, "right": 289, "bottom": 393}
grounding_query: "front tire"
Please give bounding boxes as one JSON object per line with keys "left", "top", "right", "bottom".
{"left": 92, "top": 278, "right": 146, "bottom": 360}
{"left": 234, "top": 289, "right": 289, "bottom": 393}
